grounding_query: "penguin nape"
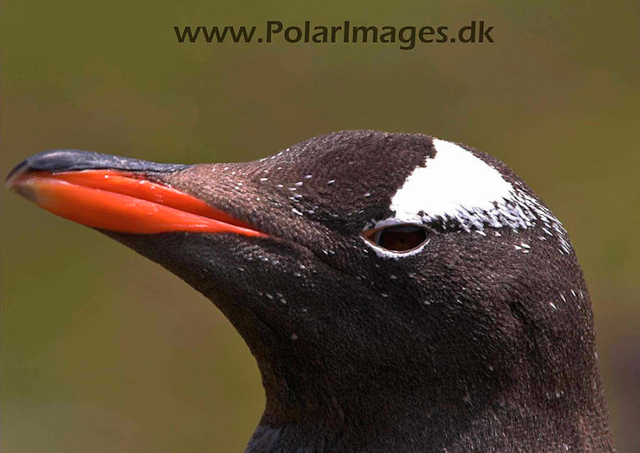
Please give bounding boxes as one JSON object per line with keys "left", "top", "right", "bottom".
{"left": 6, "top": 130, "right": 615, "bottom": 452}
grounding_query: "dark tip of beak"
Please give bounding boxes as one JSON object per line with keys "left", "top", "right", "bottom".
{"left": 5, "top": 149, "right": 190, "bottom": 188}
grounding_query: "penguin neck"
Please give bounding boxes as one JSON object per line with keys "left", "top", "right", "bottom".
{"left": 246, "top": 344, "right": 614, "bottom": 452}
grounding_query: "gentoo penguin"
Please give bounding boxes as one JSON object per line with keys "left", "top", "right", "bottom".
{"left": 6, "top": 130, "right": 615, "bottom": 452}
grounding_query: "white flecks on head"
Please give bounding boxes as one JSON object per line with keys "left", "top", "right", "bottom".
{"left": 363, "top": 137, "right": 572, "bottom": 258}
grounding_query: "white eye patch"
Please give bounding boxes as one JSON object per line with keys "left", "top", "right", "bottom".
{"left": 363, "top": 138, "right": 571, "bottom": 258}
{"left": 389, "top": 139, "right": 515, "bottom": 227}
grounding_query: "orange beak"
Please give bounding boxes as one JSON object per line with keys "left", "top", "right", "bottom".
{"left": 6, "top": 152, "right": 265, "bottom": 238}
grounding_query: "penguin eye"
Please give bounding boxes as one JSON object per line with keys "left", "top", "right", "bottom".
{"left": 363, "top": 225, "right": 428, "bottom": 252}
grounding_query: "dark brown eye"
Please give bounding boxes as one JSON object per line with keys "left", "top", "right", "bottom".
{"left": 363, "top": 225, "right": 428, "bottom": 252}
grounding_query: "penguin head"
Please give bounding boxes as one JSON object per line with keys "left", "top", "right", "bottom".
{"left": 6, "top": 130, "right": 597, "bottom": 426}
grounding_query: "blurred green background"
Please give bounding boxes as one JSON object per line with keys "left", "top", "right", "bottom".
{"left": 1, "top": 1, "right": 638, "bottom": 451}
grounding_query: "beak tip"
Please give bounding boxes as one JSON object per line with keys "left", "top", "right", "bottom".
{"left": 5, "top": 149, "right": 73, "bottom": 191}
{"left": 5, "top": 159, "right": 29, "bottom": 191}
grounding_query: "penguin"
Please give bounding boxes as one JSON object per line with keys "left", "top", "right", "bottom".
{"left": 6, "top": 130, "right": 615, "bottom": 452}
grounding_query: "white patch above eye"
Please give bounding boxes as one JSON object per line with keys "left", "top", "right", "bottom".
{"left": 363, "top": 138, "right": 572, "bottom": 258}
{"left": 389, "top": 139, "right": 514, "bottom": 225}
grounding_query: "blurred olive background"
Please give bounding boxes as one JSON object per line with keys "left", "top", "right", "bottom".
{"left": 1, "top": 1, "right": 638, "bottom": 452}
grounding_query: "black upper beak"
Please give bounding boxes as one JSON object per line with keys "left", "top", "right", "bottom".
{"left": 5, "top": 149, "right": 189, "bottom": 187}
